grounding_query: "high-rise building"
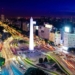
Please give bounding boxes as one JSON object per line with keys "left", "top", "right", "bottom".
{"left": 38, "top": 26, "right": 50, "bottom": 39}
{"left": 38, "top": 26, "right": 61, "bottom": 45}
{"left": 44, "top": 23, "right": 53, "bottom": 31}
{"left": 73, "top": 28, "right": 75, "bottom": 33}
{"left": 49, "top": 32, "right": 61, "bottom": 45}
{"left": 49, "top": 32, "right": 55, "bottom": 42}
{"left": 1, "top": 14, "right": 5, "bottom": 22}
{"left": 54, "top": 32, "right": 61, "bottom": 45}
{"left": 64, "top": 33, "right": 75, "bottom": 48}
{"left": 16, "top": 21, "right": 21, "bottom": 29}
{"left": 22, "top": 22, "right": 29, "bottom": 31}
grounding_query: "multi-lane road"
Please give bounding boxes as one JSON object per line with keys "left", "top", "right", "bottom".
{"left": 1, "top": 37, "right": 24, "bottom": 75}
{"left": 0, "top": 21, "right": 75, "bottom": 75}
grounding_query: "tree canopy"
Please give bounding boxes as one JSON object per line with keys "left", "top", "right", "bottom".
{"left": 24, "top": 67, "right": 47, "bottom": 75}
{"left": 0, "top": 57, "right": 5, "bottom": 66}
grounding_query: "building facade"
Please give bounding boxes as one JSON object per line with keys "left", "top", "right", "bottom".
{"left": 38, "top": 26, "right": 50, "bottom": 39}
{"left": 38, "top": 26, "right": 61, "bottom": 45}
{"left": 16, "top": 21, "right": 21, "bottom": 29}
{"left": 64, "top": 33, "right": 75, "bottom": 48}
{"left": 54, "top": 32, "right": 61, "bottom": 45}
{"left": 49, "top": 32, "right": 55, "bottom": 42}
{"left": 49, "top": 32, "right": 61, "bottom": 45}
{"left": 22, "top": 22, "right": 29, "bottom": 31}
{"left": 1, "top": 14, "right": 5, "bottom": 22}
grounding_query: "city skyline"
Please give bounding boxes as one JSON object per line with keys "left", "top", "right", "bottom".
{"left": 0, "top": 1, "right": 75, "bottom": 74}
{"left": 0, "top": 0, "right": 75, "bottom": 17}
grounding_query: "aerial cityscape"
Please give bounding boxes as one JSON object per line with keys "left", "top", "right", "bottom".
{"left": 0, "top": 0, "right": 75, "bottom": 75}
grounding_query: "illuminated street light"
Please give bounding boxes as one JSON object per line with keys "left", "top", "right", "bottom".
{"left": 64, "top": 27, "right": 70, "bottom": 32}
{"left": 3, "top": 29, "right": 8, "bottom": 32}
{"left": 12, "top": 57, "right": 16, "bottom": 60}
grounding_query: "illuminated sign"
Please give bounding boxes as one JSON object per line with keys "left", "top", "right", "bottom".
{"left": 45, "top": 24, "right": 53, "bottom": 28}
{"left": 64, "top": 27, "right": 70, "bottom": 32}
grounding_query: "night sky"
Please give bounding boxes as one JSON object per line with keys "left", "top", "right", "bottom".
{"left": 0, "top": 0, "right": 75, "bottom": 17}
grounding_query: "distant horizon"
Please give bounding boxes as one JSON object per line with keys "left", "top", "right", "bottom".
{"left": 1, "top": 12, "right": 75, "bottom": 18}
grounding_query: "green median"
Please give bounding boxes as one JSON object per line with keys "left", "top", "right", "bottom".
{"left": 23, "top": 58, "right": 59, "bottom": 75}
{"left": 46, "top": 54, "right": 70, "bottom": 75}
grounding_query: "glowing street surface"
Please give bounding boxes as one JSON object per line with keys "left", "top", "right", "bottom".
{"left": 0, "top": 21, "right": 75, "bottom": 75}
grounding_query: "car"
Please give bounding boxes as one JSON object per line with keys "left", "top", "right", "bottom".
{"left": 22, "top": 67, "right": 26, "bottom": 70}
{"left": 21, "top": 65, "right": 26, "bottom": 70}
{"left": 20, "top": 65, "right": 26, "bottom": 70}
{"left": 20, "top": 48, "right": 25, "bottom": 50}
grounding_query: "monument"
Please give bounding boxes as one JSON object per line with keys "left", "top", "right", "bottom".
{"left": 25, "top": 17, "right": 43, "bottom": 62}
{"left": 29, "top": 17, "right": 36, "bottom": 51}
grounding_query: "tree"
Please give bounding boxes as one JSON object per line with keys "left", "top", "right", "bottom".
{"left": 44, "top": 57, "right": 48, "bottom": 63}
{"left": 39, "top": 58, "right": 43, "bottom": 63}
{"left": 24, "top": 67, "right": 47, "bottom": 75}
{"left": 0, "top": 57, "right": 5, "bottom": 67}
{"left": 68, "top": 48, "right": 75, "bottom": 54}
{"left": 48, "top": 41, "right": 55, "bottom": 46}
{"left": 45, "top": 39, "right": 48, "bottom": 43}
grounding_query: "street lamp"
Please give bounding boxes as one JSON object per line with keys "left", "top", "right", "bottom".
{"left": 64, "top": 26, "right": 70, "bottom": 33}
